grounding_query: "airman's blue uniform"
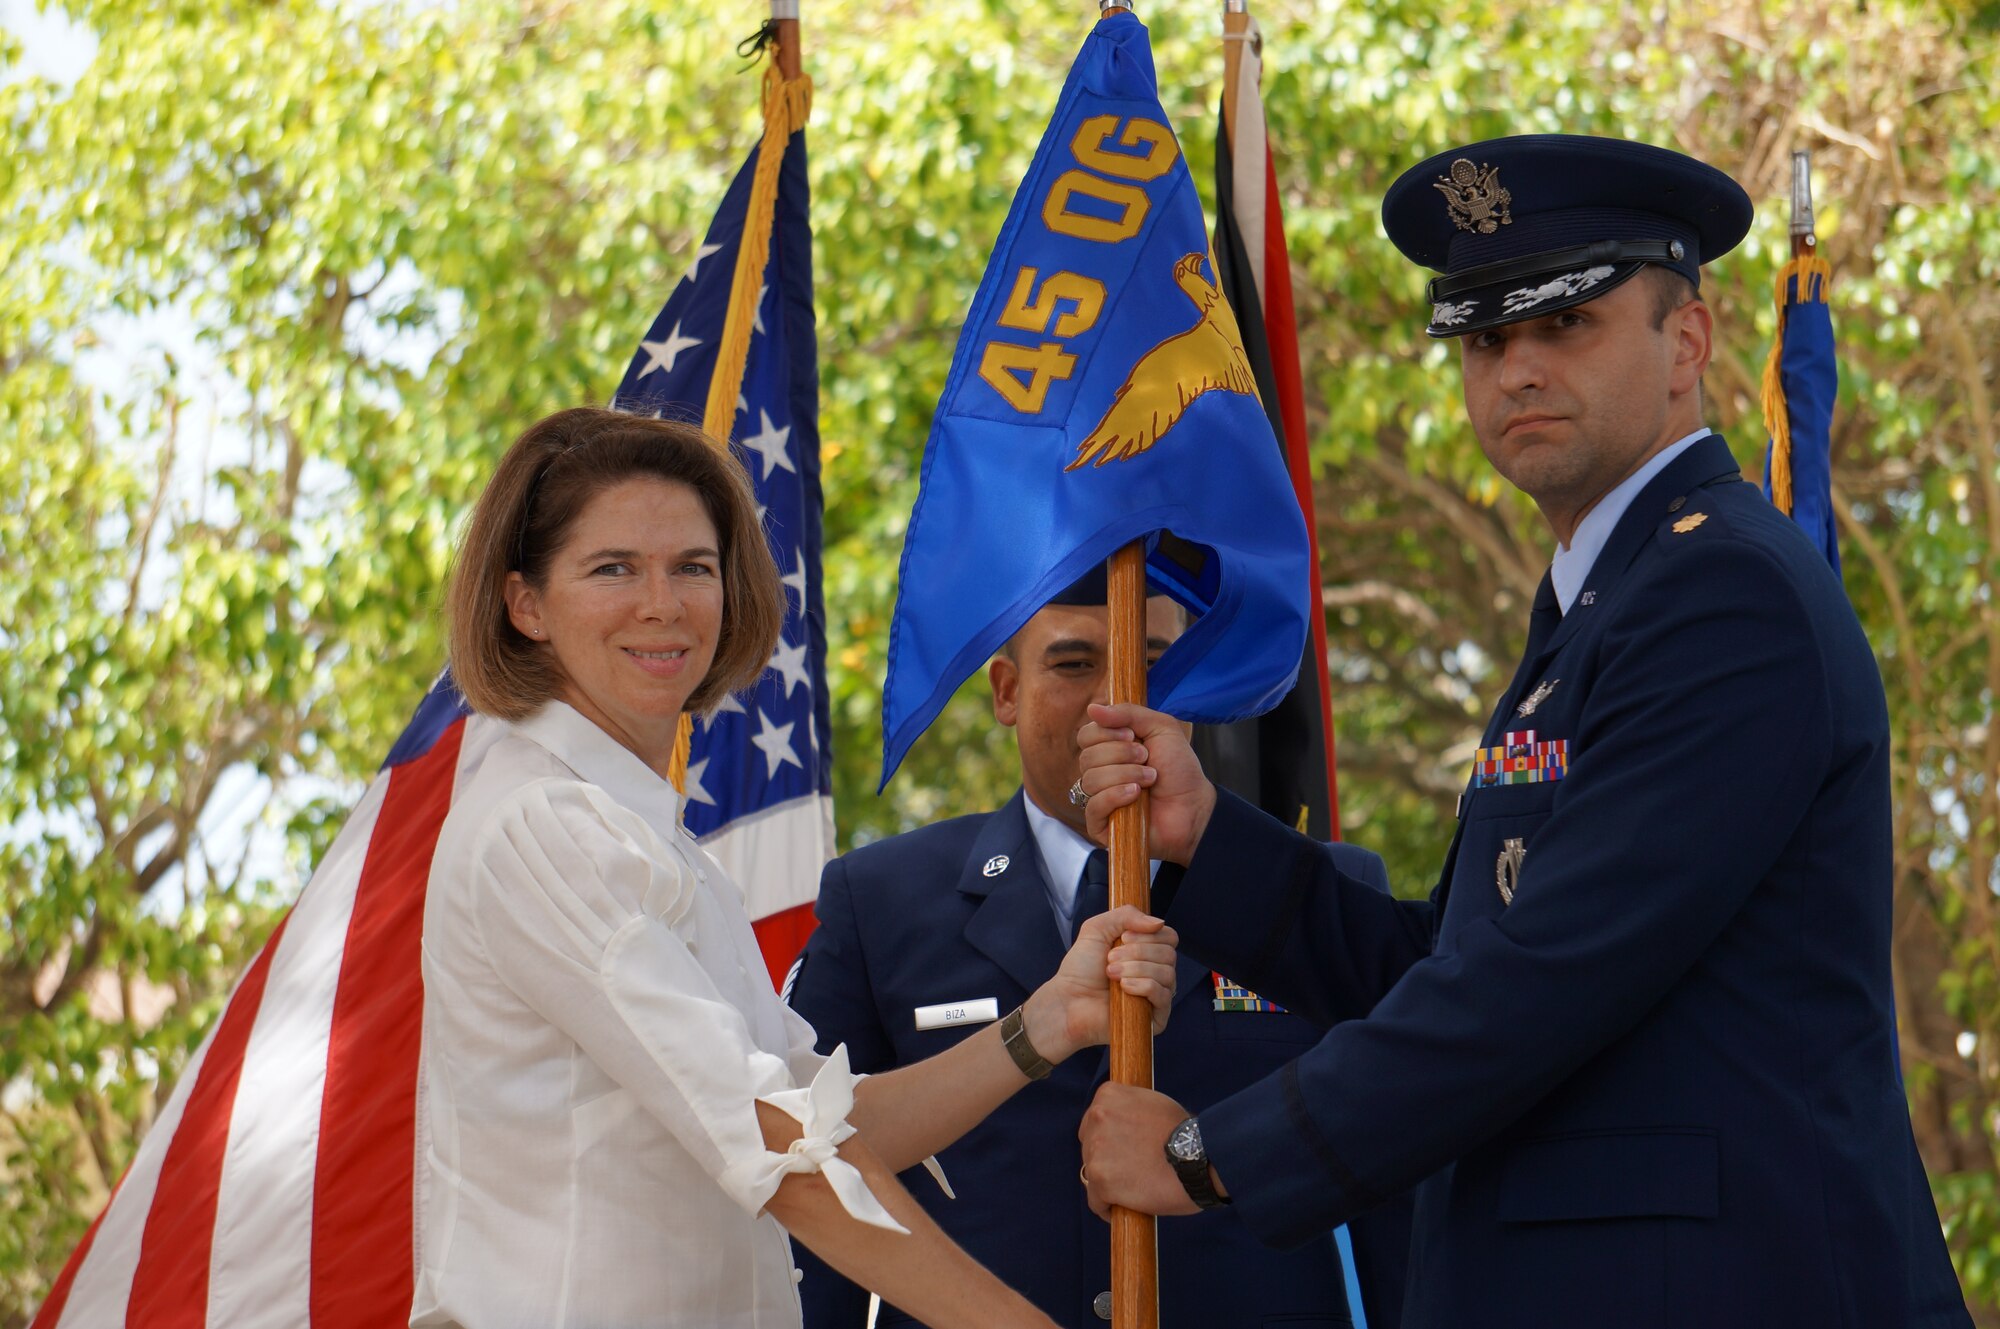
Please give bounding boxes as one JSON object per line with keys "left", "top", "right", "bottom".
{"left": 788, "top": 791, "right": 1408, "bottom": 1328}
{"left": 1147, "top": 136, "right": 1971, "bottom": 1328}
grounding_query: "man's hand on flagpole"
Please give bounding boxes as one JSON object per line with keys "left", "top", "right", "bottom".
{"left": 1078, "top": 1083, "right": 1210, "bottom": 1220}
{"left": 1076, "top": 701, "right": 1216, "bottom": 865}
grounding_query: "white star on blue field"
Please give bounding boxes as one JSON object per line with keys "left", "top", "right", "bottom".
{"left": 611, "top": 134, "right": 831, "bottom": 837}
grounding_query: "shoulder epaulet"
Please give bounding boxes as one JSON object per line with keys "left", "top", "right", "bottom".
{"left": 1652, "top": 490, "right": 1736, "bottom": 551}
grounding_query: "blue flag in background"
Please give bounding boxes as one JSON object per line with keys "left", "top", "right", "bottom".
{"left": 880, "top": 12, "right": 1311, "bottom": 784}
{"left": 1760, "top": 257, "right": 1841, "bottom": 572}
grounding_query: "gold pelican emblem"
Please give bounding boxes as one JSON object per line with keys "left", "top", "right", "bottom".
{"left": 1066, "top": 252, "right": 1260, "bottom": 470}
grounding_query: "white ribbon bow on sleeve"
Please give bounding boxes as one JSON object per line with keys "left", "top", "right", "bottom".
{"left": 746, "top": 1045, "right": 910, "bottom": 1234}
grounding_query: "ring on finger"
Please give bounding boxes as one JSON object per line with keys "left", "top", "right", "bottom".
{"left": 1068, "top": 778, "right": 1089, "bottom": 808}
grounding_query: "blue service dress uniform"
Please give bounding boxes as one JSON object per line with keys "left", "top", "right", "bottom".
{"left": 1152, "top": 434, "right": 1970, "bottom": 1328}
{"left": 786, "top": 789, "right": 1406, "bottom": 1328}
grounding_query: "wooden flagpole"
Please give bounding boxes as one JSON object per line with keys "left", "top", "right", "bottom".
{"left": 1106, "top": 542, "right": 1158, "bottom": 1329}
{"left": 773, "top": 0, "right": 801, "bottom": 80}
{"left": 1097, "top": 11, "right": 1154, "bottom": 1329}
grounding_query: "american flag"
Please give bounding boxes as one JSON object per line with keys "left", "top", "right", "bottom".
{"left": 31, "top": 83, "right": 828, "bottom": 1329}
{"left": 612, "top": 101, "right": 833, "bottom": 980}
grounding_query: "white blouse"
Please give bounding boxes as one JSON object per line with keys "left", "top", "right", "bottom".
{"left": 411, "top": 702, "right": 895, "bottom": 1329}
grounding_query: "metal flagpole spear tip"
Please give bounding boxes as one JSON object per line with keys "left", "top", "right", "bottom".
{"left": 1790, "top": 150, "right": 1817, "bottom": 250}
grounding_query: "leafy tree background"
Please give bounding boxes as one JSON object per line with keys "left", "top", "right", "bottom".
{"left": 2, "top": 0, "right": 1995, "bottom": 1321}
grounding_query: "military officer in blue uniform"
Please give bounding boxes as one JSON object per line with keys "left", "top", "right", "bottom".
{"left": 1072, "top": 135, "right": 1972, "bottom": 1328}
{"left": 787, "top": 571, "right": 1401, "bottom": 1328}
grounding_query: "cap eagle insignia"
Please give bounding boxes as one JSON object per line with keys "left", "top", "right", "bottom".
{"left": 1435, "top": 159, "right": 1513, "bottom": 235}
{"left": 1067, "top": 252, "right": 1260, "bottom": 470}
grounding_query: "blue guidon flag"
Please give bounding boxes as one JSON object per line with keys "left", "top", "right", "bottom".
{"left": 879, "top": 11, "right": 1312, "bottom": 783}
{"left": 1760, "top": 253, "right": 1841, "bottom": 573}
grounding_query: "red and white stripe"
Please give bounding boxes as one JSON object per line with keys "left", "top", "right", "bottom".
{"left": 33, "top": 711, "right": 828, "bottom": 1327}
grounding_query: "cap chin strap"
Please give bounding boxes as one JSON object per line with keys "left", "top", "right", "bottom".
{"left": 1427, "top": 238, "right": 1687, "bottom": 303}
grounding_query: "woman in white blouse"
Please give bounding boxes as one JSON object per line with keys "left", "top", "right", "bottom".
{"left": 413, "top": 408, "right": 1178, "bottom": 1329}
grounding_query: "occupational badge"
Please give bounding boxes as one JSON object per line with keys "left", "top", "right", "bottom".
{"left": 1673, "top": 512, "right": 1709, "bottom": 534}
{"left": 1434, "top": 159, "right": 1513, "bottom": 235}
{"left": 1495, "top": 837, "right": 1527, "bottom": 906}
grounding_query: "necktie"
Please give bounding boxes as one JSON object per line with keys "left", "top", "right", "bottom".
{"left": 1069, "top": 848, "right": 1110, "bottom": 944}
{"left": 1492, "top": 571, "right": 1563, "bottom": 737}
{"left": 1524, "top": 570, "right": 1562, "bottom": 659}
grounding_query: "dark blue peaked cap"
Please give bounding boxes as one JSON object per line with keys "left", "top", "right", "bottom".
{"left": 1382, "top": 134, "right": 1754, "bottom": 338}
{"left": 1041, "top": 532, "right": 1207, "bottom": 608}
{"left": 1046, "top": 564, "right": 1110, "bottom": 606}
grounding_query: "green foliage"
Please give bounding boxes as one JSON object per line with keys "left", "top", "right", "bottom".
{"left": 1, "top": 0, "right": 1995, "bottom": 1321}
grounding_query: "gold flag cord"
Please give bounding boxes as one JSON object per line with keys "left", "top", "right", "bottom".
{"left": 1759, "top": 254, "right": 1833, "bottom": 518}
{"left": 667, "top": 65, "right": 815, "bottom": 795}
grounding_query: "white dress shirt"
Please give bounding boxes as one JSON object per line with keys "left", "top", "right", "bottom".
{"left": 411, "top": 702, "right": 894, "bottom": 1329}
{"left": 1550, "top": 427, "right": 1710, "bottom": 613}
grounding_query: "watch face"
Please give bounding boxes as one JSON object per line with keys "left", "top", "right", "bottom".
{"left": 1167, "top": 1119, "right": 1201, "bottom": 1163}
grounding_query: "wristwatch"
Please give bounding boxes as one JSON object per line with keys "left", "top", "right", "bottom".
{"left": 999, "top": 1004, "right": 1053, "bottom": 1081}
{"left": 1163, "top": 1116, "right": 1230, "bottom": 1209}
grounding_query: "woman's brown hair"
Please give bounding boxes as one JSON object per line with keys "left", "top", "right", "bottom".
{"left": 447, "top": 407, "right": 785, "bottom": 720}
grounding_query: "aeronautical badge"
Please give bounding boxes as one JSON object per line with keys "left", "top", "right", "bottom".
{"left": 1515, "top": 678, "right": 1559, "bottom": 717}
{"left": 1673, "top": 512, "right": 1709, "bottom": 534}
{"left": 1212, "top": 972, "right": 1287, "bottom": 1013}
{"left": 1434, "top": 159, "right": 1513, "bottom": 235}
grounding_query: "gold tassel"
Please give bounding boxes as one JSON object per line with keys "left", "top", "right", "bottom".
{"left": 1760, "top": 255, "right": 1832, "bottom": 518}
{"left": 669, "top": 68, "right": 814, "bottom": 799}
{"left": 700, "top": 68, "right": 814, "bottom": 444}
{"left": 667, "top": 711, "right": 695, "bottom": 795}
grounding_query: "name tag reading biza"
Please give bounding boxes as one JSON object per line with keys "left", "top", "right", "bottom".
{"left": 914, "top": 998, "right": 1002, "bottom": 1032}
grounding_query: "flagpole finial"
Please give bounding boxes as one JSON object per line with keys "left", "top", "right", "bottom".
{"left": 1789, "top": 150, "right": 1816, "bottom": 253}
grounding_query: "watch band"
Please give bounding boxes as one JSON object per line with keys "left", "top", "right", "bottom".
{"left": 1165, "top": 1116, "right": 1231, "bottom": 1210}
{"left": 1000, "top": 1004, "right": 1053, "bottom": 1081}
